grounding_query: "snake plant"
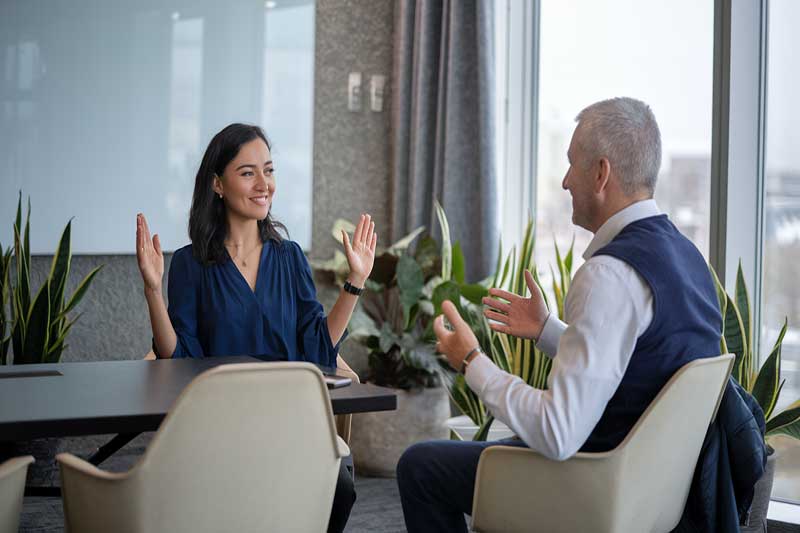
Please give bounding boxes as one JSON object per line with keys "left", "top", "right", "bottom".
{"left": 710, "top": 262, "right": 800, "bottom": 440}
{"left": 6, "top": 192, "right": 103, "bottom": 365}
{"left": 440, "top": 212, "right": 574, "bottom": 441}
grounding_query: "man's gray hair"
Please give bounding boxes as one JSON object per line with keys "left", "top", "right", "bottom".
{"left": 574, "top": 97, "right": 662, "bottom": 196}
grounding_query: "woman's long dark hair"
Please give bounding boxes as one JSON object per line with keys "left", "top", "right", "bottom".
{"left": 188, "top": 123, "right": 287, "bottom": 264}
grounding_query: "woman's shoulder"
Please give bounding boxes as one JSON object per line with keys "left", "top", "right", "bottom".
{"left": 267, "top": 238, "right": 305, "bottom": 260}
{"left": 170, "top": 244, "right": 203, "bottom": 272}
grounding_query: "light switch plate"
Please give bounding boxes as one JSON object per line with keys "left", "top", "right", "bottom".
{"left": 348, "top": 72, "right": 362, "bottom": 112}
{"left": 370, "top": 75, "right": 386, "bottom": 112}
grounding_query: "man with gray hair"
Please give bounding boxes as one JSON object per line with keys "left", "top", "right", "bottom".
{"left": 397, "top": 97, "right": 723, "bottom": 532}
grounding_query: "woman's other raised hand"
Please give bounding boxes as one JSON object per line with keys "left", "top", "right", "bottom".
{"left": 136, "top": 213, "right": 164, "bottom": 294}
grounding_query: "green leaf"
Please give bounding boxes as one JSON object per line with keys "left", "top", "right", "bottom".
{"left": 62, "top": 265, "right": 104, "bottom": 315}
{"left": 723, "top": 293, "right": 748, "bottom": 386}
{"left": 735, "top": 261, "right": 752, "bottom": 360}
{"left": 550, "top": 265, "right": 564, "bottom": 320}
{"left": 491, "top": 238, "right": 504, "bottom": 288}
{"left": 48, "top": 220, "right": 73, "bottom": 337}
{"left": 45, "top": 313, "right": 80, "bottom": 363}
{"left": 564, "top": 236, "right": 575, "bottom": 276}
{"left": 708, "top": 264, "right": 727, "bottom": 331}
{"left": 452, "top": 242, "right": 465, "bottom": 285}
{"left": 443, "top": 372, "right": 484, "bottom": 424}
{"left": 460, "top": 283, "right": 488, "bottom": 305}
{"left": 13, "top": 207, "right": 31, "bottom": 317}
{"left": 20, "top": 280, "right": 50, "bottom": 364}
{"left": 432, "top": 280, "right": 462, "bottom": 317}
{"left": 473, "top": 415, "right": 495, "bottom": 442}
{"left": 751, "top": 319, "right": 787, "bottom": 420}
{"left": 434, "top": 200, "right": 452, "bottom": 281}
{"left": 413, "top": 235, "right": 440, "bottom": 273}
{"left": 378, "top": 323, "right": 400, "bottom": 353}
{"left": 532, "top": 267, "right": 551, "bottom": 312}
{"left": 396, "top": 254, "right": 424, "bottom": 328}
{"left": 387, "top": 226, "right": 426, "bottom": 255}
{"left": 766, "top": 401, "right": 800, "bottom": 439}
{"left": 24, "top": 196, "right": 31, "bottom": 278}
{"left": 496, "top": 247, "right": 514, "bottom": 289}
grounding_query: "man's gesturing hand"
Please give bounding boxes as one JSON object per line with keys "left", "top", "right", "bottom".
{"left": 482, "top": 270, "right": 549, "bottom": 340}
{"left": 433, "top": 300, "right": 481, "bottom": 372}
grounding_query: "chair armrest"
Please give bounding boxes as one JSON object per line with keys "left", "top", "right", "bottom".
{"left": 335, "top": 436, "right": 351, "bottom": 459}
{"left": 0, "top": 456, "right": 33, "bottom": 533}
{"left": 57, "top": 453, "right": 142, "bottom": 531}
{"left": 0, "top": 455, "right": 34, "bottom": 479}
{"left": 335, "top": 355, "right": 359, "bottom": 445}
{"left": 57, "top": 453, "right": 126, "bottom": 482}
{"left": 335, "top": 355, "right": 360, "bottom": 383}
{"left": 471, "top": 446, "right": 620, "bottom": 533}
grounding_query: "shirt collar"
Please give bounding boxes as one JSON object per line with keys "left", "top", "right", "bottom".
{"left": 582, "top": 199, "right": 662, "bottom": 260}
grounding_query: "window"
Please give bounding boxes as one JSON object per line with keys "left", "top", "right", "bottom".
{"left": 0, "top": 0, "right": 315, "bottom": 253}
{"left": 762, "top": 0, "right": 800, "bottom": 504}
{"left": 534, "top": 0, "right": 714, "bottom": 275}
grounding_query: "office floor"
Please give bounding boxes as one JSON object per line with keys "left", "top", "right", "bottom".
{"left": 21, "top": 476, "right": 405, "bottom": 532}
{"left": 17, "top": 433, "right": 407, "bottom": 532}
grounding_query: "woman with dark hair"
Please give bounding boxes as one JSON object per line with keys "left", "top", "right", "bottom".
{"left": 135, "top": 123, "right": 374, "bottom": 532}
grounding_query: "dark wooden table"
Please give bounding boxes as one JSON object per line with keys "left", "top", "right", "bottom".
{"left": 0, "top": 357, "right": 396, "bottom": 494}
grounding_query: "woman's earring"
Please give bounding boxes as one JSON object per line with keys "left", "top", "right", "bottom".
{"left": 218, "top": 193, "right": 223, "bottom": 199}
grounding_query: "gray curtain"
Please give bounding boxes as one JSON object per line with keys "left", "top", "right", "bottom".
{"left": 390, "top": 0, "right": 497, "bottom": 282}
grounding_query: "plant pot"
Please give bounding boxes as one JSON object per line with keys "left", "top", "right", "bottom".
{"left": 0, "top": 438, "right": 61, "bottom": 487}
{"left": 445, "top": 415, "right": 515, "bottom": 441}
{"left": 350, "top": 385, "right": 450, "bottom": 477}
{"left": 742, "top": 445, "right": 777, "bottom": 533}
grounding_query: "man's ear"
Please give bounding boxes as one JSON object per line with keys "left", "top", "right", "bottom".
{"left": 594, "top": 158, "right": 611, "bottom": 194}
{"left": 212, "top": 173, "right": 224, "bottom": 196}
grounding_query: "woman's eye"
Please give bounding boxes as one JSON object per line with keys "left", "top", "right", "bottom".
{"left": 242, "top": 171, "right": 254, "bottom": 177}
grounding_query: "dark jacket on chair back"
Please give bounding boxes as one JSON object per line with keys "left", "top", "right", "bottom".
{"left": 673, "top": 378, "right": 767, "bottom": 532}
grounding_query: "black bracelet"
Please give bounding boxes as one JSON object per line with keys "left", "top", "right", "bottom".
{"left": 460, "top": 347, "right": 482, "bottom": 374}
{"left": 343, "top": 280, "right": 364, "bottom": 296}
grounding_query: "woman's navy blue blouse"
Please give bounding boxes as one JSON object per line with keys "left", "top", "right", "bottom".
{"left": 159, "top": 239, "right": 343, "bottom": 367}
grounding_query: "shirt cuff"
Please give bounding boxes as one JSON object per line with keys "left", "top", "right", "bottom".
{"left": 464, "top": 353, "right": 502, "bottom": 393}
{"left": 537, "top": 313, "right": 567, "bottom": 358}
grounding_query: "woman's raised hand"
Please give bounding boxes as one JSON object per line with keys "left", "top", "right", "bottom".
{"left": 136, "top": 213, "right": 164, "bottom": 294}
{"left": 341, "top": 214, "right": 377, "bottom": 287}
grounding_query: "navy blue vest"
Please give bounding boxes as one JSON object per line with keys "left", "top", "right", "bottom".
{"left": 581, "top": 214, "right": 722, "bottom": 452}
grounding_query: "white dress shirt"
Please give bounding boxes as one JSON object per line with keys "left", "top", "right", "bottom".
{"left": 465, "top": 199, "right": 662, "bottom": 460}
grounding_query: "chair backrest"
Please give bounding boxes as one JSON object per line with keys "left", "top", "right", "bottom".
{"left": 0, "top": 456, "right": 34, "bottom": 533}
{"left": 129, "top": 362, "right": 341, "bottom": 532}
{"left": 607, "top": 353, "right": 734, "bottom": 532}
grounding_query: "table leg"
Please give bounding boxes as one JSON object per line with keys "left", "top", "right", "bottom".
{"left": 88, "top": 432, "right": 140, "bottom": 465}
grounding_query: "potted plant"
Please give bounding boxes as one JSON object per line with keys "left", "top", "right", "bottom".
{"left": 313, "top": 202, "right": 495, "bottom": 476}
{"left": 442, "top": 215, "right": 575, "bottom": 441}
{"left": 0, "top": 192, "right": 103, "bottom": 485}
{"left": 710, "top": 263, "right": 799, "bottom": 532}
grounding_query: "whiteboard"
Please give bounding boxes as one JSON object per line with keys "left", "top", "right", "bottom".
{"left": 0, "top": 0, "right": 315, "bottom": 254}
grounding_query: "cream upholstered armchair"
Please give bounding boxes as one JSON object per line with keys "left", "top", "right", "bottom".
{"left": 142, "top": 351, "right": 359, "bottom": 445}
{"left": 57, "top": 362, "right": 349, "bottom": 533}
{"left": 470, "top": 354, "right": 734, "bottom": 533}
{"left": 0, "top": 455, "right": 34, "bottom": 533}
